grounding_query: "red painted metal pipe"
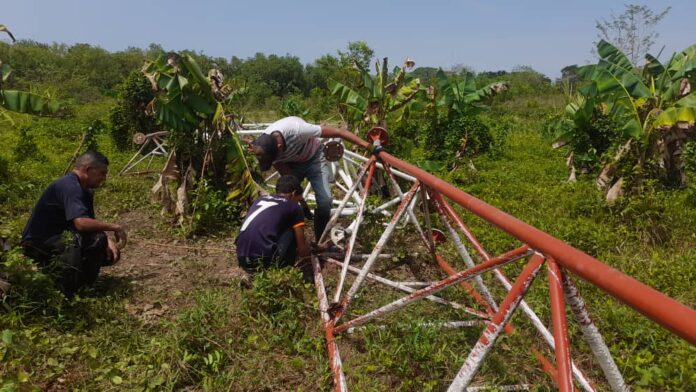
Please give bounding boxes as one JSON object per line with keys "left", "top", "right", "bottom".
{"left": 366, "top": 149, "right": 696, "bottom": 344}
{"left": 312, "top": 255, "right": 347, "bottom": 391}
{"left": 548, "top": 260, "right": 574, "bottom": 392}
{"left": 533, "top": 348, "right": 560, "bottom": 386}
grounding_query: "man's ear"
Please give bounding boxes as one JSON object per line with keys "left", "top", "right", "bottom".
{"left": 248, "top": 145, "right": 263, "bottom": 155}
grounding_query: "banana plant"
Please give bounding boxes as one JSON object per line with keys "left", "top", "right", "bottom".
{"left": 558, "top": 40, "right": 696, "bottom": 199}
{"left": 331, "top": 57, "right": 422, "bottom": 132}
{"left": 142, "top": 53, "right": 259, "bottom": 219}
{"left": 0, "top": 25, "right": 62, "bottom": 121}
{"left": 430, "top": 69, "right": 509, "bottom": 116}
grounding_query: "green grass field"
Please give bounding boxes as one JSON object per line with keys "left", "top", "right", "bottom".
{"left": 1, "top": 97, "right": 695, "bottom": 391}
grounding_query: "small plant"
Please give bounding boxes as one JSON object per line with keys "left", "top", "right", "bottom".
{"left": 279, "top": 97, "right": 309, "bottom": 118}
{"left": 12, "top": 125, "right": 44, "bottom": 162}
{"left": 108, "top": 71, "right": 156, "bottom": 151}
{"left": 187, "top": 179, "right": 241, "bottom": 236}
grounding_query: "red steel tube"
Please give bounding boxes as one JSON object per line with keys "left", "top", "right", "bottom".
{"left": 312, "top": 255, "right": 347, "bottom": 391}
{"left": 533, "top": 348, "right": 559, "bottom": 386}
{"left": 369, "top": 149, "right": 696, "bottom": 344}
{"left": 548, "top": 259, "right": 574, "bottom": 392}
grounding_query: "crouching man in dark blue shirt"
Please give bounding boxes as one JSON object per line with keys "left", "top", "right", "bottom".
{"left": 236, "top": 175, "right": 311, "bottom": 285}
{"left": 21, "top": 151, "right": 128, "bottom": 296}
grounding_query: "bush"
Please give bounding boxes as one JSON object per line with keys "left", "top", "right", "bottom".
{"left": 421, "top": 113, "right": 492, "bottom": 163}
{"left": 188, "top": 180, "right": 242, "bottom": 236}
{"left": 108, "top": 71, "right": 155, "bottom": 151}
{"left": 12, "top": 126, "right": 45, "bottom": 163}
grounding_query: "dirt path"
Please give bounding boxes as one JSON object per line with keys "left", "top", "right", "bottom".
{"left": 101, "top": 209, "right": 243, "bottom": 323}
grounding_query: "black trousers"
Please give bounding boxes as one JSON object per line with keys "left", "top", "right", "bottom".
{"left": 22, "top": 231, "right": 109, "bottom": 297}
{"left": 238, "top": 228, "right": 296, "bottom": 275}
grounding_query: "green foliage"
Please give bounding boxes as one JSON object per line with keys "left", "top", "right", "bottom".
{"left": 108, "top": 71, "right": 155, "bottom": 151}
{"left": 279, "top": 96, "right": 309, "bottom": 118}
{"left": 188, "top": 179, "right": 241, "bottom": 236}
{"left": 421, "top": 113, "right": 492, "bottom": 163}
{"left": 430, "top": 69, "right": 509, "bottom": 116}
{"left": 477, "top": 66, "right": 554, "bottom": 100}
{"left": 337, "top": 40, "right": 375, "bottom": 70}
{"left": 12, "top": 125, "right": 44, "bottom": 162}
{"left": 547, "top": 101, "right": 621, "bottom": 171}
{"left": 554, "top": 40, "right": 696, "bottom": 194}
{"left": 143, "top": 52, "right": 259, "bottom": 208}
{"left": 331, "top": 57, "right": 421, "bottom": 133}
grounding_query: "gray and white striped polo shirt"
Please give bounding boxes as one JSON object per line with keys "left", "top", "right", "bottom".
{"left": 264, "top": 116, "right": 322, "bottom": 163}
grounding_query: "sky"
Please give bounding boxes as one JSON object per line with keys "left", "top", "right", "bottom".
{"left": 3, "top": 1, "right": 695, "bottom": 79}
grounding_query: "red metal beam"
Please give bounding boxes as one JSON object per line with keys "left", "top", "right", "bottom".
{"left": 548, "top": 260, "right": 574, "bottom": 392}
{"left": 365, "top": 149, "right": 696, "bottom": 344}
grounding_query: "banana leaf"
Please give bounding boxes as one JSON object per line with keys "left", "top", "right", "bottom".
{"left": 597, "top": 40, "right": 634, "bottom": 73}
{"left": 644, "top": 54, "right": 665, "bottom": 79}
{"left": 0, "top": 25, "right": 15, "bottom": 42}
{"left": 675, "top": 93, "right": 696, "bottom": 108}
{"left": 0, "top": 90, "right": 62, "bottom": 116}
{"left": 654, "top": 106, "right": 696, "bottom": 129}
{"left": 1, "top": 63, "right": 12, "bottom": 82}
{"left": 226, "top": 130, "right": 260, "bottom": 203}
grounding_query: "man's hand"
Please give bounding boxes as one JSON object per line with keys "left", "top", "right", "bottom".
{"left": 107, "top": 238, "right": 121, "bottom": 264}
{"left": 113, "top": 225, "right": 128, "bottom": 249}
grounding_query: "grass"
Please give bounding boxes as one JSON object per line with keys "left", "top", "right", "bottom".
{"left": 1, "top": 97, "right": 695, "bottom": 391}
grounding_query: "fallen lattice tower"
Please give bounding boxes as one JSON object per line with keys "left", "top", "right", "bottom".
{"left": 239, "top": 125, "right": 696, "bottom": 391}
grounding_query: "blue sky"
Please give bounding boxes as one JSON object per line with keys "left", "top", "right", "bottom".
{"left": 3, "top": 1, "right": 694, "bottom": 78}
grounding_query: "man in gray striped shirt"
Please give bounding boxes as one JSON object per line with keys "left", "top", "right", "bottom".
{"left": 250, "top": 116, "right": 366, "bottom": 241}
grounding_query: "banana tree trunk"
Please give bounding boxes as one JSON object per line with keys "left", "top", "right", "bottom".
{"left": 596, "top": 140, "right": 633, "bottom": 191}
{"left": 660, "top": 126, "right": 694, "bottom": 189}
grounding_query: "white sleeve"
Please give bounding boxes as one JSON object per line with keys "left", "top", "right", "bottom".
{"left": 294, "top": 118, "right": 322, "bottom": 138}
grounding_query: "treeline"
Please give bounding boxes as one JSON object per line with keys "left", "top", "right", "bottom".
{"left": 0, "top": 39, "right": 559, "bottom": 114}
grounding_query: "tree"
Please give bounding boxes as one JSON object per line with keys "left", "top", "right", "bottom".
{"left": 553, "top": 40, "right": 696, "bottom": 201}
{"left": 331, "top": 57, "right": 421, "bottom": 132}
{"left": 338, "top": 41, "right": 374, "bottom": 70}
{"left": 142, "top": 53, "right": 259, "bottom": 223}
{"left": 109, "top": 71, "right": 156, "bottom": 150}
{"left": 559, "top": 65, "right": 580, "bottom": 90}
{"left": 595, "top": 4, "right": 671, "bottom": 66}
{"left": 0, "top": 25, "right": 62, "bottom": 120}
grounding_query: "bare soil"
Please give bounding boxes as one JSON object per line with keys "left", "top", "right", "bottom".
{"left": 101, "top": 209, "right": 243, "bottom": 323}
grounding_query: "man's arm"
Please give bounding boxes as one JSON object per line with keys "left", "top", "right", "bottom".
{"left": 73, "top": 218, "right": 127, "bottom": 264}
{"left": 320, "top": 126, "right": 370, "bottom": 149}
{"left": 273, "top": 162, "right": 293, "bottom": 175}
{"left": 293, "top": 226, "right": 310, "bottom": 261}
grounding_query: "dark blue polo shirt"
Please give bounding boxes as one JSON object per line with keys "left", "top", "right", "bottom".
{"left": 22, "top": 173, "right": 95, "bottom": 242}
{"left": 236, "top": 195, "right": 304, "bottom": 259}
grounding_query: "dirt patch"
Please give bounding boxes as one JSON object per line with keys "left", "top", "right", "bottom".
{"left": 101, "top": 209, "right": 242, "bottom": 323}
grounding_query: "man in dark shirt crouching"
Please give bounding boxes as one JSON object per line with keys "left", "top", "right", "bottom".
{"left": 236, "top": 175, "right": 311, "bottom": 285}
{"left": 21, "top": 151, "right": 128, "bottom": 296}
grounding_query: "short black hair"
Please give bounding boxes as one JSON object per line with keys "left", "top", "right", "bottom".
{"left": 75, "top": 151, "right": 109, "bottom": 169}
{"left": 276, "top": 175, "right": 302, "bottom": 195}
{"left": 252, "top": 133, "right": 279, "bottom": 171}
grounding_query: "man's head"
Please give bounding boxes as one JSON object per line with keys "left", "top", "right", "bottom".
{"left": 250, "top": 133, "right": 280, "bottom": 171}
{"left": 74, "top": 151, "right": 109, "bottom": 189}
{"left": 276, "top": 175, "right": 303, "bottom": 202}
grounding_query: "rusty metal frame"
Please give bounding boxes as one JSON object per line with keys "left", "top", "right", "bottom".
{"left": 239, "top": 127, "right": 696, "bottom": 391}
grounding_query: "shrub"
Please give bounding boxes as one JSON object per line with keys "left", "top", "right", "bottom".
{"left": 12, "top": 126, "right": 44, "bottom": 163}
{"left": 188, "top": 180, "right": 242, "bottom": 236}
{"left": 421, "top": 113, "right": 492, "bottom": 164}
{"left": 108, "top": 71, "right": 156, "bottom": 151}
